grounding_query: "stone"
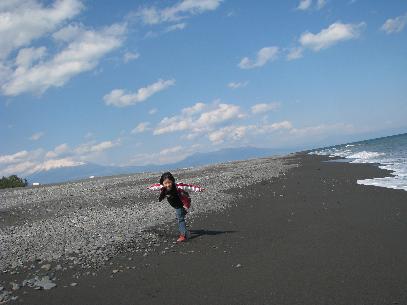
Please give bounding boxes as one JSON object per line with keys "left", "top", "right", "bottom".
{"left": 55, "top": 264, "right": 63, "bottom": 270}
{"left": 41, "top": 264, "right": 51, "bottom": 271}
{"left": 10, "top": 282, "right": 20, "bottom": 290}
{"left": 0, "top": 291, "right": 12, "bottom": 303}
{"left": 42, "top": 282, "right": 57, "bottom": 290}
{"left": 34, "top": 276, "right": 57, "bottom": 290}
{"left": 0, "top": 153, "right": 292, "bottom": 279}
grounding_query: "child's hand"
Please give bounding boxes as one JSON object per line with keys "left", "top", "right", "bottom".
{"left": 158, "top": 188, "right": 166, "bottom": 202}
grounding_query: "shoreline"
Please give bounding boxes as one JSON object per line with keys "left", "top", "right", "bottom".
{"left": 1, "top": 152, "right": 407, "bottom": 304}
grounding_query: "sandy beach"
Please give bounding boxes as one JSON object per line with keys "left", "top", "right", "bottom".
{"left": 1, "top": 152, "right": 407, "bottom": 304}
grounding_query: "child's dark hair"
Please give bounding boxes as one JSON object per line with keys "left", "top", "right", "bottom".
{"left": 160, "top": 171, "right": 175, "bottom": 185}
{"left": 158, "top": 172, "right": 176, "bottom": 202}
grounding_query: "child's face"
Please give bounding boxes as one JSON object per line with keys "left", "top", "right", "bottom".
{"left": 163, "top": 178, "right": 173, "bottom": 190}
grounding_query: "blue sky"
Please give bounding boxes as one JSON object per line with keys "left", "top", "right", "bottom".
{"left": 1, "top": 0, "right": 407, "bottom": 177}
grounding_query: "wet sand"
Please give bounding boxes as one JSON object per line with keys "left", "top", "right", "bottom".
{"left": 2, "top": 152, "right": 407, "bottom": 305}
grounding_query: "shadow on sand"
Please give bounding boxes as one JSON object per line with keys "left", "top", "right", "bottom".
{"left": 188, "top": 229, "right": 236, "bottom": 240}
{"left": 142, "top": 227, "right": 236, "bottom": 240}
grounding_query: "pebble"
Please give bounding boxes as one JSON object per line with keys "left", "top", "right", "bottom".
{"left": 10, "top": 282, "right": 20, "bottom": 290}
{"left": 0, "top": 156, "right": 295, "bottom": 274}
{"left": 0, "top": 291, "right": 12, "bottom": 303}
{"left": 55, "top": 264, "right": 62, "bottom": 270}
{"left": 35, "top": 276, "right": 57, "bottom": 290}
{"left": 41, "top": 264, "right": 51, "bottom": 271}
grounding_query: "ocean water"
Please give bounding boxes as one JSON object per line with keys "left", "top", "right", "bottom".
{"left": 309, "top": 133, "right": 407, "bottom": 191}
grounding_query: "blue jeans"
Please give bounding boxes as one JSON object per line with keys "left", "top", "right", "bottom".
{"left": 175, "top": 207, "right": 187, "bottom": 235}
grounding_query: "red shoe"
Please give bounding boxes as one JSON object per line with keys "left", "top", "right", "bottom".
{"left": 176, "top": 234, "right": 187, "bottom": 242}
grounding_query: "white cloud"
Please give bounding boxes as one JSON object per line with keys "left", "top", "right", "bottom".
{"left": 251, "top": 102, "right": 280, "bottom": 114}
{"left": 45, "top": 143, "right": 69, "bottom": 158}
{"left": 160, "top": 145, "right": 183, "bottom": 155}
{"left": 154, "top": 116, "right": 192, "bottom": 135}
{"left": 104, "top": 79, "right": 175, "bottom": 107}
{"left": 74, "top": 140, "right": 119, "bottom": 155}
{"left": 1, "top": 157, "right": 85, "bottom": 177}
{"left": 15, "top": 47, "right": 47, "bottom": 68}
{"left": 196, "top": 103, "right": 244, "bottom": 126}
{"left": 0, "top": 63, "right": 12, "bottom": 87}
{"left": 226, "top": 11, "right": 236, "bottom": 17}
{"left": 259, "top": 121, "right": 293, "bottom": 132}
{"left": 286, "top": 47, "right": 304, "bottom": 60}
{"left": 381, "top": 13, "right": 407, "bottom": 34}
{"left": 0, "top": 150, "right": 29, "bottom": 164}
{"left": 123, "top": 51, "right": 140, "bottom": 63}
{"left": 54, "top": 143, "right": 69, "bottom": 154}
{"left": 228, "top": 81, "right": 248, "bottom": 89}
{"left": 129, "top": 143, "right": 204, "bottom": 166}
{"left": 45, "top": 151, "right": 57, "bottom": 158}
{"left": 136, "top": 0, "right": 222, "bottom": 25}
{"left": 84, "top": 132, "right": 93, "bottom": 139}
{"left": 154, "top": 102, "right": 245, "bottom": 135}
{"left": 33, "top": 158, "right": 84, "bottom": 173}
{"left": 288, "top": 122, "right": 355, "bottom": 136}
{"left": 52, "top": 23, "right": 82, "bottom": 42}
{"left": 316, "top": 0, "right": 327, "bottom": 9}
{"left": 149, "top": 108, "right": 158, "bottom": 115}
{"left": 297, "top": 0, "right": 326, "bottom": 11}
{"left": 0, "top": 0, "right": 83, "bottom": 60}
{"left": 207, "top": 120, "right": 293, "bottom": 144}
{"left": 29, "top": 131, "right": 44, "bottom": 141}
{"left": 0, "top": 138, "right": 121, "bottom": 177}
{"left": 208, "top": 125, "right": 253, "bottom": 144}
{"left": 1, "top": 160, "right": 38, "bottom": 176}
{"left": 0, "top": 147, "right": 86, "bottom": 177}
{"left": 164, "top": 22, "right": 187, "bottom": 32}
{"left": 181, "top": 102, "right": 206, "bottom": 115}
{"left": 204, "top": 121, "right": 355, "bottom": 146}
{"left": 238, "top": 46, "right": 279, "bottom": 69}
{"left": 131, "top": 122, "right": 150, "bottom": 134}
{"left": 299, "top": 22, "right": 365, "bottom": 51}
{"left": 2, "top": 23, "right": 126, "bottom": 96}
{"left": 297, "top": 0, "right": 312, "bottom": 10}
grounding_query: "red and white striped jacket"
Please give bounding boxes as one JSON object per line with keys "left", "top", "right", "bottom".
{"left": 147, "top": 183, "right": 205, "bottom": 192}
{"left": 147, "top": 183, "right": 204, "bottom": 209}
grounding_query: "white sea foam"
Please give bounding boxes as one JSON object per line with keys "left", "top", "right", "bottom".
{"left": 310, "top": 135, "right": 407, "bottom": 192}
{"left": 348, "top": 151, "right": 385, "bottom": 160}
{"left": 348, "top": 151, "right": 386, "bottom": 164}
{"left": 357, "top": 177, "right": 407, "bottom": 191}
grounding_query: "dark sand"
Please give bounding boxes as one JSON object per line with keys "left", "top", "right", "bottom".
{"left": 3, "top": 153, "right": 407, "bottom": 305}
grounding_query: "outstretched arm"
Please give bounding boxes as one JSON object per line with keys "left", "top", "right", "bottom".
{"left": 147, "top": 183, "right": 166, "bottom": 202}
{"left": 176, "top": 182, "right": 205, "bottom": 192}
{"left": 147, "top": 183, "right": 163, "bottom": 191}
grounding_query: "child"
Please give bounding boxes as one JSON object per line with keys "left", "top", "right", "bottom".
{"left": 147, "top": 172, "right": 204, "bottom": 242}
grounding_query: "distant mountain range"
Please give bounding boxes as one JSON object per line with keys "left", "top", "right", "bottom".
{"left": 26, "top": 146, "right": 298, "bottom": 185}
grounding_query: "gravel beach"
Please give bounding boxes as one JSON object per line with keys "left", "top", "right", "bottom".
{"left": 0, "top": 153, "right": 294, "bottom": 303}
{"left": 2, "top": 152, "right": 407, "bottom": 304}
